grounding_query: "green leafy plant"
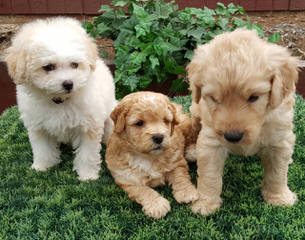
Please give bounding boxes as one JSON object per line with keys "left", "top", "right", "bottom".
{"left": 83, "top": 1, "right": 279, "bottom": 98}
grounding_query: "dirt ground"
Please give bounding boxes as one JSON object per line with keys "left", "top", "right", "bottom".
{"left": 1, "top": 11, "right": 305, "bottom": 62}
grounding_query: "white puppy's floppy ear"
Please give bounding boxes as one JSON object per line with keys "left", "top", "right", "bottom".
{"left": 268, "top": 45, "right": 298, "bottom": 109}
{"left": 187, "top": 61, "right": 203, "bottom": 104}
{"left": 87, "top": 38, "right": 98, "bottom": 72}
{"left": 5, "top": 46, "right": 28, "bottom": 85}
{"left": 110, "top": 102, "right": 128, "bottom": 134}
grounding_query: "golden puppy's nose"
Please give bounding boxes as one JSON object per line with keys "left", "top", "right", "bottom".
{"left": 224, "top": 131, "right": 244, "bottom": 143}
{"left": 152, "top": 134, "right": 164, "bottom": 144}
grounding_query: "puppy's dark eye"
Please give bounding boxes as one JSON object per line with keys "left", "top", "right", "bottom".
{"left": 42, "top": 64, "right": 56, "bottom": 72}
{"left": 247, "top": 95, "right": 259, "bottom": 103}
{"left": 71, "top": 62, "right": 79, "bottom": 69}
{"left": 164, "top": 119, "right": 170, "bottom": 125}
{"left": 135, "top": 120, "right": 144, "bottom": 127}
{"left": 210, "top": 96, "right": 218, "bottom": 103}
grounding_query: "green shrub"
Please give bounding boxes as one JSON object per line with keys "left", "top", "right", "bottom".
{"left": 83, "top": 0, "right": 280, "bottom": 98}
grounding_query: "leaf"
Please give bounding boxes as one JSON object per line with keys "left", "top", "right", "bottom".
{"left": 187, "top": 27, "right": 205, "bottom": 40}
{"left": 268, "top": 32, "right": 281, "bottom": 43}
{"left": 169, "top": 77, "right": 189, "bottom": 93}
{"left": 96, "top": 23, "right": 110, "bottom": 35}
{"left": 100, "top": 48, "right": 109, "bottom": 59}
{"left": 149, "top": 55, "right": 160, "bottom": 69}
{"left": 99, "top": 4, "right": 112, "bottom": 12}
{"left": 232, "top": 17, "right": 246, "bottom": 28}
{"left": 139, "top": 77, "right": 152, "bottom": 89}
{"left": 215, "top": 2, "right": 226, "bottom": 15}
{"left": 184, "top": 50, "right": 194, "bottom": 61}
{"left": 111, "top": 0, "right": 127, "bottom": 7}
{"left": 217, "top": 17, "right": 229, "bottom": 30}
{"left": 123, "top": 76, "right": 139, "bottom": 91}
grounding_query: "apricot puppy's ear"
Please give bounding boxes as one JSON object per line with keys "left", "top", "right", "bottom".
{"left": 168, "top": 102, "right": 185, "bottom": 136}
{"left": 110, "top": 103, "right": 128, "bottom": 134}
{"left": 5, "top": 46, "right": 28, "bottom": 85}
{"left": 268, "top": 46, "right": 298, "bottom": 109}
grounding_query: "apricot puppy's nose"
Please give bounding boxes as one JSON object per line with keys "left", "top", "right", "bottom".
{"left": 224, "top": 131, "right": 244, "bottom": 143}
{"left": 152, "top": 134, "right": 164, "bottom": 144}
{"left": 62, "top": 80, "right": 73, "bottom": 91}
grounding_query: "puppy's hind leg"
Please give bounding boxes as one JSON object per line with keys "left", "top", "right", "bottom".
{"left": 73, "top": 130, "right": 102, "bottom": 181}
{"left": 120, "top": 184, "right": 171, "bottom": 219}
{"left": 29, "top": 130, "right": 61, "bottom": 171}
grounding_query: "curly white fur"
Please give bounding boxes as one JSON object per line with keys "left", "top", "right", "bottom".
{"left": 6, "top": 17, "right": 117, "bottom": 181}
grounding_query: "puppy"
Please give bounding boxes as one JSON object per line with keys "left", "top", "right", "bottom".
{"left": 106, "top": 92, "right": 198, "bottom": 219}
{"left": 5, "top": 17, "right": 117, "bottom": 181}
{"left": 187, "top": 29, "right": 299, "bottom": 215}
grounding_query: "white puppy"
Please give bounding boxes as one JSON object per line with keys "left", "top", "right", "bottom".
{"left": 5, "top": 17, "right": 117, "bottom": 181}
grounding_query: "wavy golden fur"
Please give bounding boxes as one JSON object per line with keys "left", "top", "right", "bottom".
{"left": 106, "top": 92, "right": 198, "bottom": 219}
{"left": 187, "top": 29, "right": 299, "bottom": 215}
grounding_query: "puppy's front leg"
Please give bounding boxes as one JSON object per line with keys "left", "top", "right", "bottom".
{"left": 166, "top": 165, "right": 198, "bottom": 203}
{"left": 121, "top": 184, "right": 171, "bottom": 219}
{"left": 260, "top": 135, "right": 297, "bottom": 206}
{"left": 73, "top": 130, "right": 102, "bottom": 181}
{"left": 29, "top": 130, "right": 60, "bottom": 171}
{"left": 191, "top": 132, "right": 227, "bottom": 215}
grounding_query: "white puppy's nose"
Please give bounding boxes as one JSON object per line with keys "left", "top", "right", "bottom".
{"left": 62, "top": 80, "right": 73, "bottom": 91}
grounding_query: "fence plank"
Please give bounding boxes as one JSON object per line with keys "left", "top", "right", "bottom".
{"left": 255, "top": 0, "right": 272, "bottom": 10}
{"left": 0, "top": 0, "right": 12, "bottom": 14}
{"left": 83, "top": 0, "right": 101, "bottom": 14}
{"left": 176, "top": 0, "right": 204, "bottom": 9}
{"left": 273, "top": 0, "right": 289, "bottom": 10}
{"left": 65, "top": 0, "right": 82, "bottom": 14}
{"left": 11, "top": 0, "right": 29, "bottom": 14}
{"left": 47, "top": 0, "right": 64, "bottom": 13}
{"left": 289, "top": 0, "right": 305, "bottom": 10}
{"left": 239, "top": 0, "right": 255, "bottom": 10}
{"left": 29, "top": 0, "right": 47, "bottom": 13}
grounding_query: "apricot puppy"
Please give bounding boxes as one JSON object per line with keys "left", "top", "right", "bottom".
{"left": 188, "top": 29, "right": 299, "bottom": 215}
{"left": 106, "top": 92, "right": 198, "bottom": 219}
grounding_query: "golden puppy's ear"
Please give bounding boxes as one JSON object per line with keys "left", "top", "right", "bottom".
{"left": 187, "top": 62, "right": 202, "bottom": 104}
{"left": 110, "top": 103, "right": 128, "bottom": 134}
{"left": 5, "top": 46, "right": 27, "bottom": 85}
{"left": 269, "top": 47, "right": 298, "bottom": 109}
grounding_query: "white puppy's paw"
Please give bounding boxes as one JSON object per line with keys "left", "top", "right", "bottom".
{"left": 143, "top": 196, "right": 171, "bottom": 219}
{"left": 31, "top": 159, "right": 60, "bottom": 171}
{"left": 191, "top": 197, "right": 222, "bottom": 216}
{"left": 262, "top": 188, "right": 298, "bottom": 206}
{"left": 77, "top": 170, "right": 99, "bottom": 181}
{"left": 174, "top": 185, "right": 199, "bottom": 203}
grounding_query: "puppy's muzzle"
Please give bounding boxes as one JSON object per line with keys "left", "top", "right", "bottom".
{"left": 152, "top": 134, "right": 164, "bottom": 145}
{"left": 224, "top": 131, "right": 244, "bottom": 143}
{"left": 62, "top": 80, "right": 73, "bottom": 93}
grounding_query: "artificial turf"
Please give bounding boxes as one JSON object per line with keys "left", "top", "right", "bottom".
{"left": 0, "top": 95, "right": 304, "bottom": 240}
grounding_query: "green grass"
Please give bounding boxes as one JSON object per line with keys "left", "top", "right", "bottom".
{"left": 0, "top": 95, "right": 304, "bottom": 240}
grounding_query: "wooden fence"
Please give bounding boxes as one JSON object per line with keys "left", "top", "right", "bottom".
{"left": 0, "top": 0, "right": 305, "bottom": 14}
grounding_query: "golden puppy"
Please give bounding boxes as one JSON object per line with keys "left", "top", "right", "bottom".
{"left": 106, "top": 92, "right": 198, "bottom": 219}
{"left": 187, "top": 29, "right": 299, "bottom": 215}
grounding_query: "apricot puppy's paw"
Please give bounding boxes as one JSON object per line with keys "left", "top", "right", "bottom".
{"left": 191, "top": 198, "right": 222, "bottom": 216}
{"left": 143, "top": 196, "right": 171, "bottom": 219}
{"left": 262, "top": 188, "right": 298, "bottom": 206}
{"left": 174, "top": 185, "right": 199, "bottom": 203}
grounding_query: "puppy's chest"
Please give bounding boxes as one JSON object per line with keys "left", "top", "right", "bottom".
{"left": 29, "top": 104, "right": 97, "bottom": 142}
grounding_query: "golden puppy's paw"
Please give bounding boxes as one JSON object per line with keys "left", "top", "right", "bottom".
{"left": 143, "top": 196, "right": 171, "bottom": 219}
{"left": 262, "top": 188, "right": 298, "bottom": 206}
{"left": 191, "top": 197, "right": 222, "bottom": 216}
{"left": 174, "top": 185, "right": 199, "bottom": 203}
